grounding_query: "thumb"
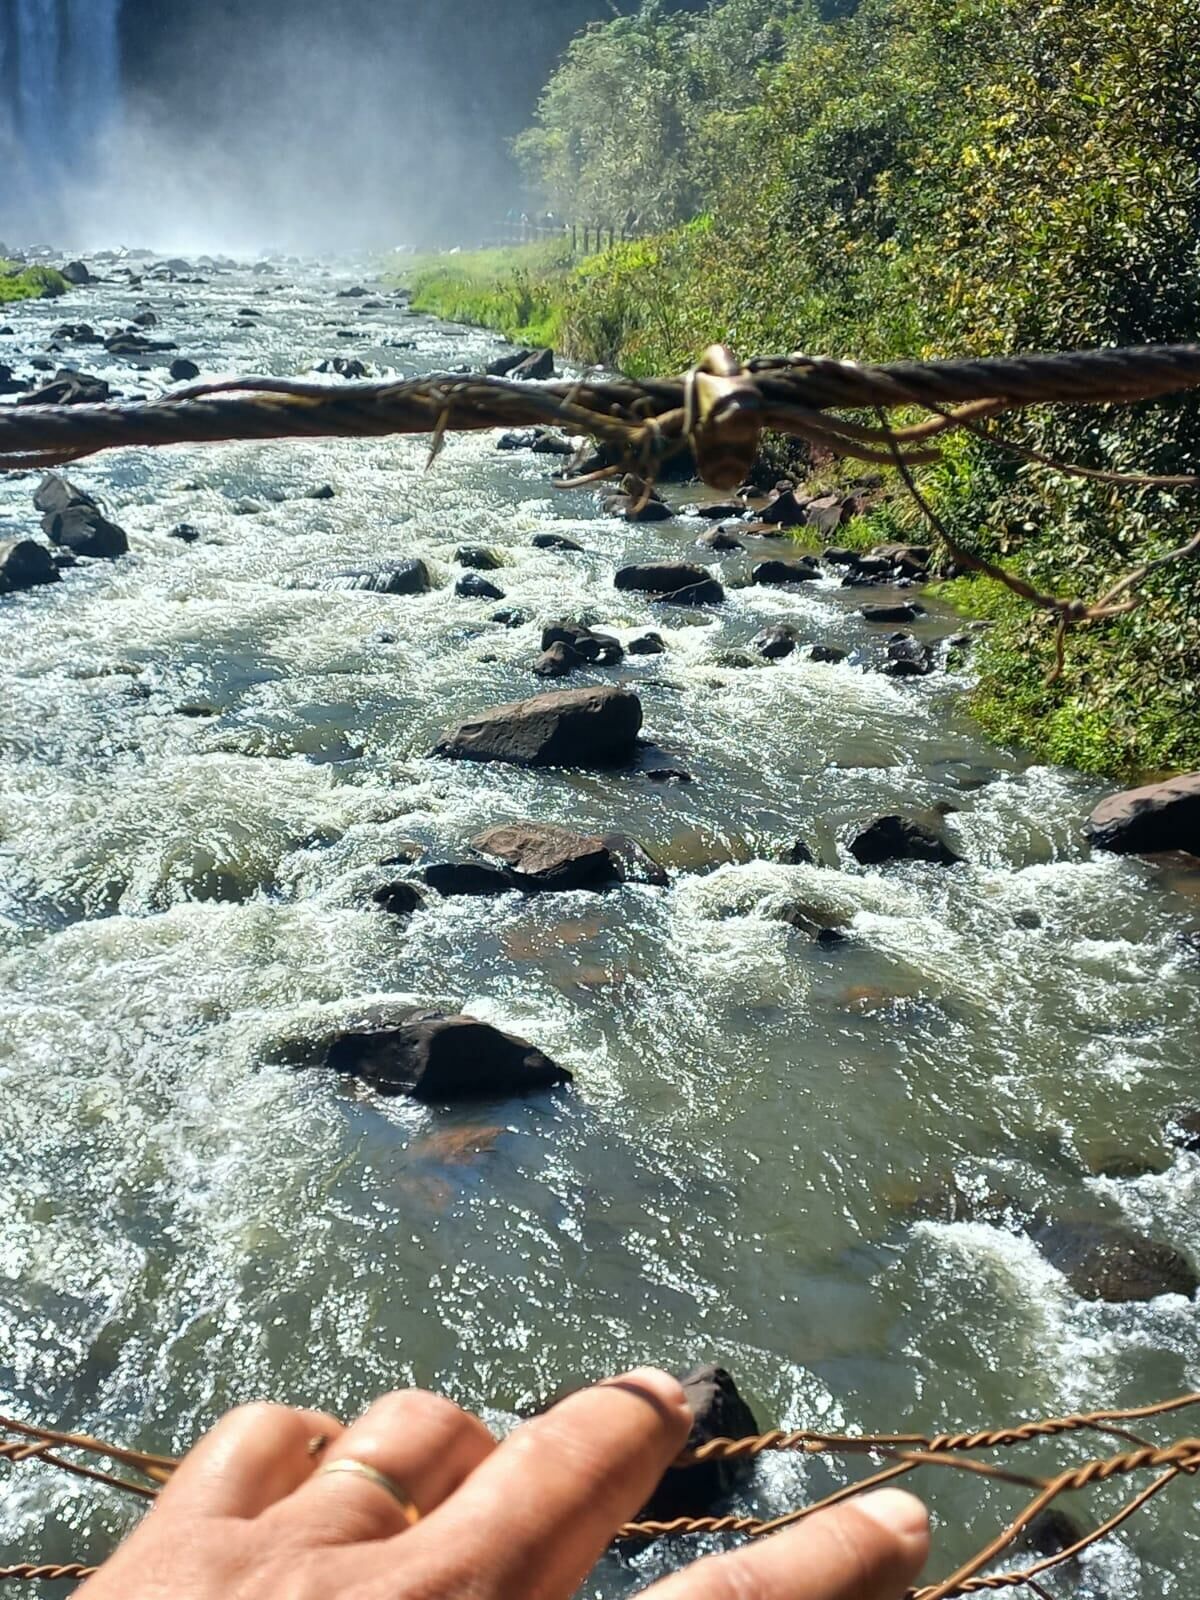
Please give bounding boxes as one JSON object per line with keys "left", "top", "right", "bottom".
{"left": 643, "top": 1488, "right": 930, "bottom": 1600}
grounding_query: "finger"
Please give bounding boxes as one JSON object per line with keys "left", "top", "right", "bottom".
{"left": 642, "top": 1488, "right": 930, "bottom": 1600}
{"left": 394, "top": 1367, "right": 692, "bottom": 1600}
{"left": 266, "top": 1389, "right": 495, "bottom": 1546}
{"left": 156, "top": 1402, "right": 343, "bottom": 1520}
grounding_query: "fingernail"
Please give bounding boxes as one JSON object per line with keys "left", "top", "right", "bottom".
{"left": 607, "top": 1367, "right": 692, "bottom": 1421}
{"left": 856, "top": 1488, "right": 930, "bottom": 1542}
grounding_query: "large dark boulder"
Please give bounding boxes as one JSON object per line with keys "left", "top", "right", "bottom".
{"left": 423, "top": 861, "right": 520, "bottom": 897}
{"left": 325, "top": 558, "right": 431, "bottom": 595}
{"left": 1087, "top": 774, "right": 1200, "bottom": 857}
{"left": 0, "top": 539, "right": 59, "bottom": 594}
{"left": 170, "top": 358, "right": 201, "bottom": 381}
{"left": 752, "top": 559, "right": 821, "bottom": 586}
{"left": 473, "top": 822, "right": 668, "bottom": 890}
{"left": 456, "top": 572, "right": 506, "bottom": 601}
{"left": 19, "top": 369, "right": 110, "bottom": 405}
{"left": 61, "top": 260, "right": 91, "bottom": 285}
{"left": 615, "top": 562, "right": 707, "bottom": 595}
{"left": 323, "top": 1010, "right": 571, "bottom": 1101}
{"left": 532, "top": 642, "right": 581, "bottom": 678}
{"left": 34, "top": 474, "right": 128, "bottom": 559}
{"left": 884, "top": 634, "right": 935, "bottom": 678}
{"left": 638, "top": 1366, "right": 760, "bottom": 1522}
{"left": 432, "top": 685, "right": 643, "bottom": 768}
{"left": 1033, "top": 1221, "right": 1198, "bottom": 1303}
{"left": 370, "top": 881, "right": 426, "bottom": 917}
{"left": 507, "top": 348, "right": 555, "bottom": 381}
{"left": 655, "top": 577, "right": 725, "bottom": 606}
{"left": 851, "top": 814, "right": 963, "bottom": 866}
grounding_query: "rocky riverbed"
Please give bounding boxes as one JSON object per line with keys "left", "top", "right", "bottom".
{"left": 2, "top": 254, "right": 1199, "bottom": 1595}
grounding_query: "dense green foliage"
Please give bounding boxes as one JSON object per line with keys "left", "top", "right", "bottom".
{"left": 412, "top": 0, "right": 1200, "bottom": 777}
{"left": 0, "top": 262, "right": 69, "bottom": 304}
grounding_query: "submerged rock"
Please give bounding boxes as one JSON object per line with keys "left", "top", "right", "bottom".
{"left": 532, "top": 532, "right": 583, "bottom": 552}
{"left": 455, "top": 572, "right": 506, "bottom": 601}
{"left": 323, "top": 1010, "right": 571, "bottom": 1101}
{"left": 754, "top": 624, "right": 801, "bottom": 660}
{"left": 19, "top": 369, "right": 110, "bottom": 405}
{"left": 1087, "top": 773, "right": 1200, "bottom": 857}
{"left": 1033, "top": 1220, "right": 1198, "bottom": 1303}
{"left": 861, "top": 603, "right": 926, "bottom": 624}
{"left": 0, "top": 539, "right": 59, "bottom": 594}
{"left": 696, "top": 527, "right": 744, "bottom": 551}
{"left": 637, "top": 1366, "right": 760, "bottom": 1522}
{"left": 809, "top": 643, "right": 848, "bottom": 664}
{"left": 432, "top": 685, "right": 643, "bottom": 768}
{"left": 370, "top": 881, "right": 426, "bottom": 917}
{"left": 628, "top": 631, "right": 666, "bottom": 656}
{"left": 851, "top": 814, "right": 963, "bottom": 866}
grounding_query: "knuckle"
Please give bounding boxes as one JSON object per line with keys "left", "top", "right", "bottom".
{"left": 390, "top": 1390, "right": 491, "bottom": 1450}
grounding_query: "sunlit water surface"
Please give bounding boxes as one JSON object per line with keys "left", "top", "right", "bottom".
{"left": 1, "top": 260, "right": 1198, "bottom": 1597}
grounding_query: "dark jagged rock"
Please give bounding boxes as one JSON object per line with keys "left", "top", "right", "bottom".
{"left": 370, "top": 881, "right": 426, "bottom": 917}
{"left": 168, "top": 523, "right": 201, "bottom": 543}
{"left": 486, "top": 348, "right": 533, "bottom": 377}
{"left": 541, "top": 621, "right": 623, "bottom": 665}
{"left": 104, "top": 330, "right": 177, "bottom": 356}
{"left": 804, "top": 492, "right": 850, "bottom": 537}
{"left": 851, "top": 814, "right": 963, "bottom": 867}
{"left": 759, "top": 487, "right": 809, "bottom": 527}
{"left": 34, "top": 475, "right": 128, "bottom": 559}
{"left": 533, "top": 641, "right": 581, "bottom": 678}
{"left": 628, "top": 632, "right": 666, "bottom": 656}
{"left": 0, "top": 364, "right": 28, "bottom": 395}
{"left": 431, "top": 685, "right": 642, "bottom": 768}
{"left": 884, "top": 634, "right": 935, "bottom": 678}
{"left": 336, "top": 284, "right": 370, "bottom": 298}
{"left": 1033, "top": 1220, "right": 1198, "bottom": 1303}
{"left": 495, "top": 347, "right": 555, "bottom": 381}
{"left": 473, "top": 823, "right": 615, "bottom": 889}
{"left": 454, "top": 545, "right": 503, "bottom": 571}
{"left": 532, "top": 532, "right": 583, "bottom": 552}
{"left": 654, "top": 577, "right": 725, "bottom": 606}
{"left": 323, "top": 1010, "right": 571, "bottom": 1101}
{"left": 861, "top": 603, "right": 926, "bottom": 624}
{"left": 51, "top": 322, "right": 102, "bottom": 344}
{"left": 424, "top": 861, "right": 520, "bottom": 897}
{"left": 615, "top": 563, "right": 710, "bottom": 600}
{"left": 779, "top": 838, "right": 816, "bottom": 866}
{"left": 0, "top": 539, "right": 59, "bottom": 594}
{"left": 696, "top": 527, "right": 744, "bottom": 551}
{"left": 753, "top": 559, "right": 821, "bottom": 586}
{"left": 19, "top": 369, "right": 110, "bottom": 405}
{"left": 809, "top": 644, "right": 848, "bottom": 664}
{"left": 637, "top": 1366, "right": 761, "bottom": 1522}
{"left": 754, "top": 624, "right": 801, "bottom": 660}
{"left": 169, "top": 358, "right": 201, "bottom": 381}
{"left": 491, "top": 607, "right": 530, "bottom": 628}
{"left": 315, "top": 356, "right": 369, "bottom": 379}
{"left": 1087, "top": 774, "right": 1200, "bottom": 857}
{"left": 325, "top": 558, "right": 431, "bottom": 596}
{"left": 456, "top": 572, "right": 506, "bottom": 601}
{"left": 61, "top": 260, "right": 91, "bottom": 285}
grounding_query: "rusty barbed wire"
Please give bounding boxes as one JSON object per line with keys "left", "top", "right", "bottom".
{"left": 5, "top": 1393, "right": 1200, "bottom": 1592}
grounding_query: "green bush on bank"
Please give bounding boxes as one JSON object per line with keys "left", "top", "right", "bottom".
{"left": 0, "top": 262, "right": 70, "bottom": 304}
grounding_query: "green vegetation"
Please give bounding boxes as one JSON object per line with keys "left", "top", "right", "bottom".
{"left": 0, "top": 262, "right": 70, "bottom": 304}
{"left": 403, "top": 0, "right": 1200, "bottom": 777}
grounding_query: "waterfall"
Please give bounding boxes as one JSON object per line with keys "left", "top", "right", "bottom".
{"left": 0, "top": 0, "right": 124, "bottom": 243}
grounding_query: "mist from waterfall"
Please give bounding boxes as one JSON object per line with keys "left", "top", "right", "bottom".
{"left": 0, "top": 0, "right": 124, "bottom": 244}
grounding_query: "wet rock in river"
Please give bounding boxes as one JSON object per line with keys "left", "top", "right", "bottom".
{"left": 454, "top": 545, "right": 503, "bottom": 571}
{"left": 638, "top": 1366, "right": 761, "bottom": 1522}
{"left": 324, "top": 1010, "right": 571, "bottom": 1101}
{"left": 104, "top": 330, "right": 177, "bottom": 356}
{"left": 304, "top": 483, "right": 335, "bottom": 500}
{"left": 759, "top": 487, "right": 809, "bottom": 528}
{"left": 696, "top": 526, "right": 744, "bottom": 552}
{"left": 315, "top": 356, "right": 369, "bottom": 379}
{"left": 774, "top": 901, "right": 850, "bottom": 945}
{"left": 431, "top": 685, "right": 643, "bottom": 768}
{"left": 778, "top": 838, "right": 817, "bottom": 866}
{"left": 456, "top": 572, "right": 506, "bottom": 601}
{"left": 532, "top": 641, "right": 581, "bottom": 679}
{"left": 0, "top": 539, "right": 59, "bottom": 594}
{"left": 325, "top": 558, "right": 432, "bottom": 595}
{"left": 424, "top": 861, "right": 520, "bottom": 897}
{"left": 542, "top": 621, "right": 623, "bottom": 665}
{"left": 472, "top": 822, "right": 657, "bottom": 890}
{"left": 169, "top": 358, "right": 200, "bottom": 381}
{"left": 752, "top": 558, "right": 821, "bottom": 586}
{"left": 168, "top": 523, "right": 201, "bottom": 543}
{"left": 1023, "top": 1510, "right": 1085, "bottom": 1563}
{"left": 491, "top": 607, "right": 529, "bottom": 628}
{"left": 19, "top": 369, "right": 110, "bottom": 405}
{"left": 617, "top": 561, "right": 713, "bottom": 596}
{"left": 1168, "top": 1109, "right": 1200, "bottom": 1152}
{"left": 61, "top": 259, "right": 91, "bottom": 285}
{"left": 628, "top": 631, "right": 666, "bottom": 656}
{"left": 655, "top": 577, "right": 725, "bottom": 606}
{"left": 809, "top": 644, "right": 848, "bottom": 664}
{"left": 51, "top": 322, "right": 103, "bottom": 344}
{"left": 370, "top": 881, "right": 426, "bottom": 917}
{"left": 1032, "top": 1220, "right": 1198, "bottom": 1302}
{"left": 34, "top": 474, "right": 129, "bottom": 559}
{"left": 754, "top": 624, "right": 801, "bottom": 660}
{"left": 851, "top": 814, "right": 963, "bottom": 867}
{"left": 602, "top": 476, "right": 675, "bottom": 522}
{"left": 861, "top": 602, "right": 926, "bottom": 624}
{"left": 0, "top": 364, "right": 28, "bottom": 395}
{"left": 532, "top": 532, "right": 583, "bottom": 552}
{"left": 884, "top": 633, "right": 935, "bottom": 678}
{"left": 1087, "top": 773, "right": 1200, "bottom": 858}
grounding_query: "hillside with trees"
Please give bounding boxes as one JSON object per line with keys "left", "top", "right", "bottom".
{"left": 412, "top": 0, "right": 1200, "bottom": 775}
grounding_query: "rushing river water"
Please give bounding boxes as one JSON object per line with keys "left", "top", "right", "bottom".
{"left": 2, "top": 260, "right": 1199, "bottom": 1597}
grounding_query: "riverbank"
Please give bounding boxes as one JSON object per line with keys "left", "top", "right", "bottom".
{"left": 399, "top": 237, "right": 1200, "bottom": 781}
{"left": 0, "top": 263, "right": 69, "bottom": 304}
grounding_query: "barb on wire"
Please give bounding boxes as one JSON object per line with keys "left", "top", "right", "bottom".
{"left": 5, "top": 1393, "right": 1200, "bottom": 1593}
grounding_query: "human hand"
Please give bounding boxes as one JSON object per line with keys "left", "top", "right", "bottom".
{"left": 78, "top": 1369, "right": 929, "bottom": 1600}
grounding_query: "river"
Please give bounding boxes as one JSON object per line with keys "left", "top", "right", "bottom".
{"left": 1, "top": 259, "right": 1198, "bottom": 1597}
